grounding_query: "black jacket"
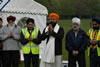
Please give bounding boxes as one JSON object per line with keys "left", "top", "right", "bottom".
{"left": 41, "top": 26, "right": 64, "bottom": 55}
{"left": 0, "top": 40, "right": 3, "bottom": 50}
{"left": 65, "top": 29, "right": 87, "bottom": 53}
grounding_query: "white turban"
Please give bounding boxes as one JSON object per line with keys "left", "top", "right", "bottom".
{"left": 72, "top": 17, "right": 80, "bottom": 25}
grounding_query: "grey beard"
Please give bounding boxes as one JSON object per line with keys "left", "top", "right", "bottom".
{"left": 9, "top": 24, "right": 14, "bottom": 27}
{"left": 72, "top": 26, "right": 80, "bottom": 30}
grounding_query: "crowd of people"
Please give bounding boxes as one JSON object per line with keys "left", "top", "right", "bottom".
{"left": 0, "top": 13, "right": 100, "bottom": 67}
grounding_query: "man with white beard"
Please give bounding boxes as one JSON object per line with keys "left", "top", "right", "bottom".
{"left": 65, "top": 17, "right": 87, "bottom": 67}
{"left": 0, "top": 15, "right": 21, "bottom": 67}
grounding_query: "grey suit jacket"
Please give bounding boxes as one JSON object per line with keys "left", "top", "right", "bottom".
{"left": 0, "top": 24, "right": 21, "bottom": 50}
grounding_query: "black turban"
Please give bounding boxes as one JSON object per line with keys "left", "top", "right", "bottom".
{"left": 26, "top": 18, "right": 34, "bottom": 24}
{"left": 92, "top": 17, "right": 100, "bottom": 24}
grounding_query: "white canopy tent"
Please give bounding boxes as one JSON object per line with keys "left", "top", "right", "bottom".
{"left": 0, "top": 0, "right": 48, "bottom": 31}
{"left": 0, "top": 0, "right": 48, "bottom": 60}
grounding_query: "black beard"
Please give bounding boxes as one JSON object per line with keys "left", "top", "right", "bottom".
{"left": 50, "top": 22, "right": 56, "bottom": 27}
{"left": 93, "top": 27, "right": 99, "bottom": 30}
{"left": 28, "top": 27, "right": 34, "bottom": 30}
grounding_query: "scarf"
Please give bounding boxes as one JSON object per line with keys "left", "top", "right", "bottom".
{"left": 41, "top": 24, "right": 60, "bottom": 63}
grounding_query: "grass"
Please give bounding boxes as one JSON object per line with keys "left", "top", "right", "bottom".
{"left": 19, "top": 19, "right": 91, "bottom": 67}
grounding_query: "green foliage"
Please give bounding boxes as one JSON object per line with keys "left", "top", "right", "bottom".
{"left": 88, "top": 0, "right": 100, "bottom": 16}
{"left": 35, "top": 0, "right": 100, "bottom": 17}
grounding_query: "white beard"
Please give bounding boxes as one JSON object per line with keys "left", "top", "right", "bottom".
{"left": 8, "top": 24, "right": 15, "bottom": 31}
{"left": 72, "top": 26, "right": 80, "bottom": 30}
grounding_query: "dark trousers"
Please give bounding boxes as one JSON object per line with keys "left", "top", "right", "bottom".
{"left": 68, "top": 52, "right": 86, "bottom": 67}
{"left": 3, "top": 51, "right": 20, "bottom": 67}
{"left": 24, "top": 53, "right": 39, "bottom": 67}
{"left": 90, "top": 48, "right": 100, "bottom": 67}
{"left": 0, "top": 51, "right": 4, "bottom": 67}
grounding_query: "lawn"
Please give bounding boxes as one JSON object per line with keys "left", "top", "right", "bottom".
{"left": 19, "top": 19, "right": 91, "bottom": 67}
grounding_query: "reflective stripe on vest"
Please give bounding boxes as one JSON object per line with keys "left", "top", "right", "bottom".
{"left": 22, "top": 27, "right": 39, "bottom": 54}
{"left": 24, "top": 45, "right": 39, "bottom": 47}
{"left": 88, "top": 28, "right": 100, "bottom": 56}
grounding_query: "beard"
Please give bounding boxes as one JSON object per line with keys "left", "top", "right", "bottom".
{"left": 72, "top": 26, "right": 80, "bottom": 31}
{"left": 9, "top": 24, "right": 14, "bottom": 27}
{"left": 93, "top": 27, "right": 99, "bottom": 30}
{"left": 50, "top": 22, "right": 57, "bottom": 27}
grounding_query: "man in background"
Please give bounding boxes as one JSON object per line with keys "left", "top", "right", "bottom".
{"left": 0, "top": 15, "right": 21, "bottom": 67}
{"left": 40, "top": 13, "right": 64, "bottom": 67}
{"left": 20, "top": 18, "right": 41, "bottom": 67}
{"left": 87, "top": 17, "right": 100, "bottom": 67}
{"left": 0, "top": 18, "right": 3, "bottom": 67}
{"left": 65, "top": 17, "right": 87, "bottom": 67}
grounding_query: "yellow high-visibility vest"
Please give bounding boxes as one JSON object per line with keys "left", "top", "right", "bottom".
{"left": 88, "top": 28, "right": 100, "bottom": 56}
{"left": 22, "top": 27, "right": 39, "bottom": 54}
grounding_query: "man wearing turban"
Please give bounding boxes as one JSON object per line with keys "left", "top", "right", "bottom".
{"left": 40, "top": 13, "right": 64, "bottom": 67}
{"left": 87, "top": 17, "right": 100, "bottom": 67}
{"left": 0, "top": 15, "right": 21, "bottom": 67}
{"left": 65, "top": 17, "right": 87, "bottom": 67}
{"left": 20, "top": 18, "right": 41, "bottom": 67}
{"left": 0, "top": 18, "right": 3, "bottom": 67}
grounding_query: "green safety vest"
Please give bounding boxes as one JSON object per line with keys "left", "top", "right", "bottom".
{"left": 22, "top": 27, "right": 39, "bottom": 54}
{"left": 88, "top": 28, "right": 100, "bottom": 56}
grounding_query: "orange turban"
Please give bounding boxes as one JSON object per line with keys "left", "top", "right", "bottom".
{"left": 49, "top": 13, "right": 59, "bottom": 21}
